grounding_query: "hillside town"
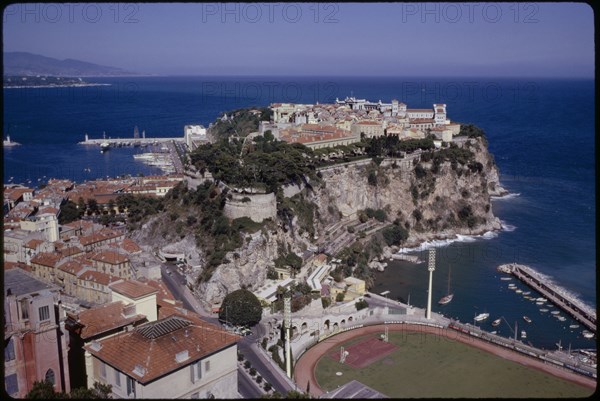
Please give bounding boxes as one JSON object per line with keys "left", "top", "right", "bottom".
{"left": 5, "top": 98, "right": 594, "bottom": 399}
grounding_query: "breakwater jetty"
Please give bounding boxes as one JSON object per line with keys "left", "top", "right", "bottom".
{"left": 497, "top": 263, "right": 596, "bottom": 332}
{"left": 79, "top": 136, "right": 184, "bottom": 147}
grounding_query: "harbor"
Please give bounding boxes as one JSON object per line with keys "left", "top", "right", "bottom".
{"left": 79, "top": 135, "right": 185, "bottom": 148}
{"left": 497, "top": 263, "right": 596, "bottom": 333}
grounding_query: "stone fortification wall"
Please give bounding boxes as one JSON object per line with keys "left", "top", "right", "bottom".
{"left": 223, "top": 192, "right": 277, "bottom": 223}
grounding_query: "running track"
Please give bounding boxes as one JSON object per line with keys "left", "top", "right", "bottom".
{"left": 293, "top": 324, "right": 596, "bottom": 397}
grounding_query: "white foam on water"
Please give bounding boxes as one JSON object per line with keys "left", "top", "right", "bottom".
{"left": 500, "top": 220, "right": 517, "bottom": 232}
{"left": 398, "top": 229, "right": 499, "bottom": 254}
{"left": 491, "top": 192, "right": 521, "bottom": 200}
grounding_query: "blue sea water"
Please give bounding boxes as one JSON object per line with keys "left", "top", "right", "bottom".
{"left": 3, "top": 76, "right": 595, "bottom": 349}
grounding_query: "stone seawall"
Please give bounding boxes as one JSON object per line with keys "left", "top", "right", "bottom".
{"left": 223, "top": 192, "right": 277, "bottom": 223}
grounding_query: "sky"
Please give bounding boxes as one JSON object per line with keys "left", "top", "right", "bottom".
{"left": 2, "top": 2, "right": 595, "bottom": 77}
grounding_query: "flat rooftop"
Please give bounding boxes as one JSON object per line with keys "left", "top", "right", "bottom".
{"left": 4, "top": 268, "right": 57, "bottom": 297}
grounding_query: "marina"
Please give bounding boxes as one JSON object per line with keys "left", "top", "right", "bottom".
{"left": 497, "top": 264, "right": 596, "bottom": 333}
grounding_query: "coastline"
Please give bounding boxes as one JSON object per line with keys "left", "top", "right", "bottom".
{"left": 3, "top": 83, "right": 112, "bottom": 89}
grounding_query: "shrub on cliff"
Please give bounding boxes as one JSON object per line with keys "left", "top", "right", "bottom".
{"left": 382, "top": 225, "right": 409, "bottom": 246}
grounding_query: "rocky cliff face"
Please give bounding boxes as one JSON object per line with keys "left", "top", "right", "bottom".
{"left": 133, "top": 137, "right": 506, "bottom": 307}
{"left": 310, "top": 137, "right": 505, "bottom": 246}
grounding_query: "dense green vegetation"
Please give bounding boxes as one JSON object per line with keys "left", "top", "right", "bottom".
{"left": 26, "top": 381, "right": 112, "bottom": 399}
{"left": 218, "top": 289, "right": 263, "bottom": 326}
{"left": 190, "top": 135, "right": 319, "bottom": 193}
{"left": 457, "top": 123, "right": 486, "bottom": 138}
{"left": 365, "top": 135, "right": 435, "bottom": 158}
{"left": 208, "top": 107, "right": 272, "bottom": 140}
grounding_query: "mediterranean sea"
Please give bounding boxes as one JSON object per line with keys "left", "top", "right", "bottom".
{"left": 3, "top": 76, "right": 595, "bottom": 350}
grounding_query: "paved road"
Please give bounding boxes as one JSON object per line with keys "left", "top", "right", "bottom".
{"left": 238, "top": 365, "right": 263, "bottom": 398}
{"left": 158, "top": 263, "right": 294, "bottom": 396}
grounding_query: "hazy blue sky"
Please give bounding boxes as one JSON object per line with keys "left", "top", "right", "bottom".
{"left": 2, "top": 2, "right": 594, "bottom": 77}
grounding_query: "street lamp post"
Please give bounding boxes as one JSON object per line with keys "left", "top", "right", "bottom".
{"left": 426, "top": 248, "right": 436, "bottom": 320}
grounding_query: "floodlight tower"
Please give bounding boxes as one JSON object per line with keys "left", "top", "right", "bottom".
{"left": 426, "top": 248, "right": 436, "bottom": 319}
{"left": 284, "top": 296, "right": 292, "bottom": 378}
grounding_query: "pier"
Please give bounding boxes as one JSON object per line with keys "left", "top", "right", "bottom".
{"left": 79, "top": 137, "right": 184, "bottom": 147}
{"left": 498, "top": 263, "right": 596, "bottom": 332}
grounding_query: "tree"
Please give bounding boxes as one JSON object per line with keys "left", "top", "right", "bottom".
{"left": 382, "top": 225, "right": 409, "bottom": 246}
{"left": 26, "top": 381, "right": 66, "bottom": 399}
{"left": 219, "top": 289, "right": 263, "bottom": 326}
{"left": 87, "top": 198, "right": 99, "bottom": 215}
{"left": 26, "top": 381, "right": 112, "bottom": 399}
{"left": 59, "top": 200, "right": 82, "bottom": 224}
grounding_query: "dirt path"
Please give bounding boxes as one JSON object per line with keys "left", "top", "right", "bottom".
{"left": 293, "top": 324, "right": 596, "bottom": 397}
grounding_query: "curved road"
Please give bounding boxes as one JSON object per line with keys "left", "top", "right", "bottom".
{"left": 294, "top": 323, "right": 596, "bottom": 398}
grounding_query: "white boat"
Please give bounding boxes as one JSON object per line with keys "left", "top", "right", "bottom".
{"left": 521, "top": 330, "right": 527, "bottom": 339}
{"left": 438, "top": 265, "right": 454, "bottom": 305}
{"left": 100, "top": 141, "right": 110, "bottom": 152}
{"left": 522, "top": 291, "right": 531, "bottom": 295}
{"left": 536, "top": 297, "right": 547, "bottom": 302}
{"left": 569, "top": 324, "right": 580, "bottom": 329}
{"left": 523, "top": 316, "right": 532, "bottom": 323}
{"left": 557, "top": 316, "right": 566, "bottom": 322}
{"left": 500, "top": 277, "right": 512, "bottom": 281}
{"left": 474, "top": 313, "right": 489, "bottom": 322}
{"left": 551, "top": 310, "right": 560, "bottom": 315}
{"left": 515, "top": 289, "right": 523, "bottom": 294}
{"left": 539, "top": 308, "right": 549, "bottom": 312}
{"left": 492, "top": 318, "right": 501, "bottom": 327}
{"left": 582, "top": 331, "right": 594, "bottom": 339}
{"left": 535, "top": 301, "right": 544, "bottom": 305}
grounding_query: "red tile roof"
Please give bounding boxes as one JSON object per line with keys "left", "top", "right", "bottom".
{"left": 110, "top": 280, "right": 158, "bottom": 300}
{"left": 79, "top": 229, "right": 123, "bottom": 246}
{"left": 90, "top": 249, "right": 129, "bottom": 265}
{"left": 25, "top": 239, "right": 45, "bottom": 249}
{"left": 69, "top": 301, "right": 147, "bottom": 340}
{"left": 31, "top": 252, "right": 62, "bottom": 267}
{"left": 120, "top": 239, "right": 142, "bottom": 254}
{"left": 84, "top": 313, "right": 239, "bottom": 384}
{"left": 79, "top": 270, "right": 121, "bottom": 286}
{"left": 57, "top": 260, "right": 86, "bottom": 276}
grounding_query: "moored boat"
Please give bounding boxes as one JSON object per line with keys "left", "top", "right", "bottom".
{"left": 536, "top": 297, "right": 547, "bottom": 302}
{"left": 569, "top": 324, "right": 580, "bottom": 329}
{"left": 492, "top": 318, "right": 501, "bottom": 327}
{"left": 438, "top": 265, "right": 453, "bottom": 305}
{"left": 100, "top": 141, "right": 110, "bottom": 152}
{"left": 521, "top": 330, "right": 527, "bottom": 339}
{"left": 539, "top": 308, "right": 549, "bottom": 312}
{"left": 523, "top": 316, "right": 532, "bottom": 323}
{"left": 582, "top": 330, "right": 594, "bottom": 339}
{"left": 474, "top": 313, "right": 489, "bottom": 322}
{"left": 438, "top": 293, "right": 454, "bottom": 305}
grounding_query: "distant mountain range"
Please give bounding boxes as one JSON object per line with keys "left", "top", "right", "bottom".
{"left": 3, "top": 52, "right": 138, "bottom": 77}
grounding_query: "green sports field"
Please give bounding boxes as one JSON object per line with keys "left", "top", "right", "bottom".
{"left": 315, "top": 332, "right": 594, "bottom": 398}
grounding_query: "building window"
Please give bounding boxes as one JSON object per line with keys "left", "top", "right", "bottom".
{"left": 38, "top": 305, "right": 50, "bottom": 321}
{"left": 5, "top": 338, "right": 16, "bottom": 362}
{"left": 114, "top": 369, "right": 121, "bottom": 387}
{"left": 5, "top": 373, "right": 19, "bottom": 395}
{"left": 99, "top": 361, "right": 106, "bottom": 378}
{"left": 190, "top": 360, "right": 202, "bottom": 383}
{"left": 20, "top": 299, "right": 29, "bottom": 320}
{"left": 126, "top": 377, "right": 135, "bottom": 396}
{"left": 45, "top": 369, "right": 55, "bottom": 385}
{"left": 205, "top": 360, "right": 210, "bottom": 373}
